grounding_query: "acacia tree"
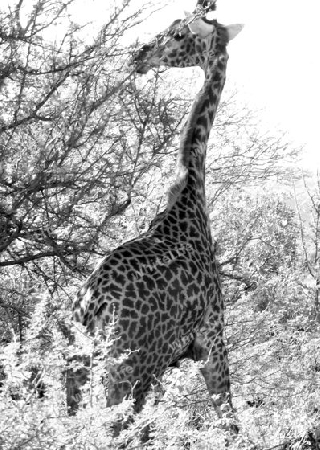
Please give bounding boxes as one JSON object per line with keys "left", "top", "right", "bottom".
{"left": 0, "top": 0, "right": 184, "bottom": 342}
{"left": 0, "top": 1, "right": 187, "bottom": 444}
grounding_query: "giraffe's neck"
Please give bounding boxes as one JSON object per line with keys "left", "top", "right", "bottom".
{"left": 168, "top": 51, "right": 228, "bottom": 211}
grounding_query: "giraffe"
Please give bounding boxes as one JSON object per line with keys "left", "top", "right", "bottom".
{"left": 70, "top": 2, "right": 242, "bottom": 423}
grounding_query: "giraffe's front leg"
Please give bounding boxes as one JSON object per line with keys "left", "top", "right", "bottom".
{"left": 191, "top": 327, "right": 239, "bottom": 432}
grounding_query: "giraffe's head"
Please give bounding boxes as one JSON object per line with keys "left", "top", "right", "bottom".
{"left": 131, "top": 12, "right": 243, "bottom": 74}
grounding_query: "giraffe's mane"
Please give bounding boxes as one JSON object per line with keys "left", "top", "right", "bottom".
{"left": 167, "top": 177, "right": 188, "bottom": 208}
{"left": 166, "top": 82, "right": 207, "bottom": 209}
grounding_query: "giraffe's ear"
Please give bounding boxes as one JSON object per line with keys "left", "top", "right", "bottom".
{"left": 226, "top": 24, "right": 244, "bottom": 40}
{"left": 188, "top": 18, "right": 215, "bottom": 37}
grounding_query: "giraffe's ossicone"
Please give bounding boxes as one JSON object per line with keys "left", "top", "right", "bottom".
{"left": 70, "top": 5, "right": 242, "bottom": 419}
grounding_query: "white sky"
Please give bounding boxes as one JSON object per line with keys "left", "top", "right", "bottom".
{"left": 3, "top": 0, "right": 320, "bottom": 169}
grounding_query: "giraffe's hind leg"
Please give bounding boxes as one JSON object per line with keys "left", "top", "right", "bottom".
{"left": 188, "top": 331, "right": 239, "bottom": 433}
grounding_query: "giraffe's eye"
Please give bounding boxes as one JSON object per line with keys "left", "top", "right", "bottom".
{"left": 173, "top": 33, "right": 184, "bottom": 41}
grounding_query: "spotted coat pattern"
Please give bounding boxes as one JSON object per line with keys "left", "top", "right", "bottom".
{"left": 70, "top": 13, "right": 237, "bottom": 415}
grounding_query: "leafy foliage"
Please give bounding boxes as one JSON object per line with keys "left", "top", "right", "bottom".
{"left": 0, "top": 1, "right": 319, "bottom": 449}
